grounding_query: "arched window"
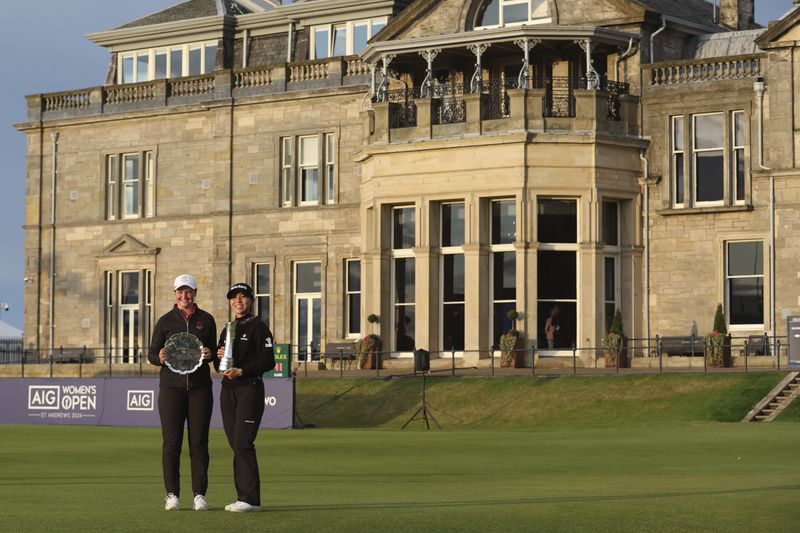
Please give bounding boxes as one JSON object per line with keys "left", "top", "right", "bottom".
{"left": 475, "top": 0, "right": 550, "bottom": 28}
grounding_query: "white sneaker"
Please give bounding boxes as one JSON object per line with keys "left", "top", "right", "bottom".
{"left": 164, "top": 493, "right": 179, "bottom": 511}
{"left": 225, "top": 500, "right": 260, "bottom": 513}
{"left": 193, "top": 495, "right": 208, "bottom": 511}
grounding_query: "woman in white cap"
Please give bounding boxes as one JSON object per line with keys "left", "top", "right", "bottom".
{"left": 216, "top": 282, "right": 275, "bottom": 512}
{"left": 147, "top": 274, "right": 217, "bottom": 511}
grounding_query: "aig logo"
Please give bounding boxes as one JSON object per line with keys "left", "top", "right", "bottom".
{"left": 28, "top": 386, "right": 60, "bottom": 410}
{"left": 127, "top": 390, "right": 155, "bottom": 411}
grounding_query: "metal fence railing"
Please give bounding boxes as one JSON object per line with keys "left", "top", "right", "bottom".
{"left": 0, "top": 335, "right": 793, "bottom": 379}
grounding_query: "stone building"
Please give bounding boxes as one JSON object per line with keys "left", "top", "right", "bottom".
{"left": 14, "top": 0, "right": 800, "bottom": 367}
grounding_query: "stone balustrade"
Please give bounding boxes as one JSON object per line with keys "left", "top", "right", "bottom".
{"left": 26, "top": 56, "right": 372, "bottom": 122}
{"left": 647, "top": 54, "right": 764, "bottom": 87}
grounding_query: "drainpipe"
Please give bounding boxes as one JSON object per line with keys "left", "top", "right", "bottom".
{"left": 649, "top": 17, "right": 667, "bottom": 64}
{"left": 615, "top": 38, "right": 635, "bottom": 82}
{"left": 287, "top": 20, "right": 296, "bottom": 63}
{"left": 754, "top": 79, "right": 775, "bottom": 338}
{"left": 640, "top": 151, "right": 651, "bottom": 344}
{"left": 243, "top": 29, "right": 249, "bottom": 68}
{"left": 49, "top": 132, "right": 59, "bottom": 356}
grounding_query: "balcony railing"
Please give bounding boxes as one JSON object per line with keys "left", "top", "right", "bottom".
{"left": 381, "top": 77, "right": 629, "bottom": 125}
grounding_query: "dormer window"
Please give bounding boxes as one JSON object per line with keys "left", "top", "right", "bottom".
{"left": 310, "top": 18, "right": 387, "bottom": 59}
{"left": 476, "top": 0, "right": 550, "bottom": 29}
{"left": 118, "top": 41, "right": 217, "bottom": 83}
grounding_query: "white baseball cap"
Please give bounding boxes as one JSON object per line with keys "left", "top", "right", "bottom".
{"left": 173, "top": 274, "right": 197, "bottom": 290}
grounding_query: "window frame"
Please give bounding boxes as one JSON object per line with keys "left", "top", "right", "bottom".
{"left": 104, "top": 268, "right": 153, "bottom": 364}
{"left": 254, "top": 263, "right": 271, "bottom": 327}
{"left": 117, "top": 41, "right": 217, "bottom": 83}
{"left": 345, "top": 259, "right": 361, "bottom": 338}
{"left": 475, "top": 0, "right": 551, "bottom": 29}
{"left": 490, "top": 198, "right": 516, "bottom": 350}
{"left": 105, "top": 150, "right": 155, "bottom": 221}
{"left": 391, "top": 205, "right": 416, "bottom": 353}
{"left": 725, "top": 240, "right": 765, "bottom": 330}
{"left": 310, "top": 18, "right": 388, "bottom": 59}
{"left": 440, "top": 202, "right": 466, "bottom": 352}
{"left": 279, "top": 133, "right": 336, "bottom": 208}
{"left": 670, "top": 110, "right": 747, "bottom": 209}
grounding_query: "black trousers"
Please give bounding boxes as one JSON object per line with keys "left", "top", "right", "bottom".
{"left": 220, "top": 379, "right": 265, "bottom": 506}
{"left": 157, "top": 385, "right": 213, "bottom": 497}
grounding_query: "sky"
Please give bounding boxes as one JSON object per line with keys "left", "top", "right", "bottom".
{"left": 0, "top": 0, "right": 796, "bottom": 330}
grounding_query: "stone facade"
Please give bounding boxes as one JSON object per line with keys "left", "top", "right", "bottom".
{"left": 15, "top": 0, "right": 800, "bottom": 367}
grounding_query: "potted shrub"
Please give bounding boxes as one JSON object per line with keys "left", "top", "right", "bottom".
{"left": 705, "top": 304, "right": 731, "bottom": 367}
{"left": 357, "top": 314, "right": 382, "bottom": 369}
{"left": 601, "top": 309, "right": 627, "bottom": 368}
{"left": 500, "top": 310, "right": 524, "bottom": 368}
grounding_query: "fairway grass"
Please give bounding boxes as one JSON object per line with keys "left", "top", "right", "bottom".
{"left": 1, "top": 423, "right": 798, "bottom": 532}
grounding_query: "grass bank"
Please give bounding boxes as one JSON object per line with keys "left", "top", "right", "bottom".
{"left": 295, "top": 372, "right": 790, "bottom": 429}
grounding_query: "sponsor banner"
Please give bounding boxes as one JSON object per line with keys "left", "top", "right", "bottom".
{"left": 0, "top": 377, "right": 293, "bottom": 429}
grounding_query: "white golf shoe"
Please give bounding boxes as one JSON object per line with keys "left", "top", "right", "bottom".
{"left": 225, "top": 500, "right": 260, "bottom": 512}
{"left": 164, "top": 493, "right": 179, "bottom": 511}
{"left": 193, "top": 495, "right": 208, "bottom": 511}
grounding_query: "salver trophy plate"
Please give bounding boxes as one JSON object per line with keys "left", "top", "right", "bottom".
{"left": 163, "top": 332, "right": 204, "bottom": 375}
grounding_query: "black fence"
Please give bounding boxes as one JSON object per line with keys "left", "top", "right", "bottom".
{"left": 1, "top": 335, "right": 793, "bottom": 379}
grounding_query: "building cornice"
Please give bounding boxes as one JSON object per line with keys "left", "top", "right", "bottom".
{"left": 86, "top": 15, "right": 237, "bottom": 50}
{"left": 361, "top": 25, "right": 639, "bottom": 63}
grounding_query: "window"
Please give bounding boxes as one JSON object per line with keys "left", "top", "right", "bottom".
{"left": 441, "top": 203, "right": 465, "bottom": 351}
{"left": 671, "top": 111, "right": 746, "bottom": 208}
{"left": 490, "top": 199, "right": 516, "bottom": 349}
{"left": 346, "top": 259, "right": 361, "bottom": 337}
{"left": 726, "top": 241, "right": 763, "bottom": 327}
{"left": 299, "top": 136, "right": 319, "bottom": 204}
{"left": 537, "top": 199, "right": 577, "bottom": 350}
{"left": 311, "top": 18, "right": 388, "bottom": 59}
{"left": 104, "top": 269, "right": 153, "bottom": 363}
{"left": 117, "top": 41, "right": 217, "bottom": 83}
{"left": 733, "top": 111, "right": 746, "bottom": 203}
{"left": 279, "top": 134, "right": 336, "bottom": 207}
{"left": 392, "top": 207, "right": 416, "bottom": 351}
{"left": 602, "top": 201, "right": 619, "bottom": 246}
{"left": 476, "top": 0, "right": 550, "bottom": 28}
{"left": 604, "top": 257, "right": 617, "bottom": 334}
{"left": 106, "top": 151, "right": 155, "bottom": 220}
{"left": 671, "top": 116, "right": 685, "bottom": 206}
{"left": 254, "top": 263, "right": 271, "bottom": 326}
{"left": 294, "top": 262, "right": 322, "bottom": 361}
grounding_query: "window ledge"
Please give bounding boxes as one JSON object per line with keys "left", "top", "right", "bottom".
{"left": 656, "top": 204, "right": 753, "bottom": 216}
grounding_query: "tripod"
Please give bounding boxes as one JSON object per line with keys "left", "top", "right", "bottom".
{"left": 402, "top": 372, "right": 441, "bottom": 429}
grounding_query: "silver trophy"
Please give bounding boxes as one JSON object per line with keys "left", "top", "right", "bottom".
{"left": 163, "top": 332, "right": 204, "bottom": 375}
{"left": 219, "top": 320, "right": 235, "bottom": 372}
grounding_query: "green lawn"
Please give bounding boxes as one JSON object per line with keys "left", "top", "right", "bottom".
{"left": 1, "top": 374, "right": 798, "bottom": 532}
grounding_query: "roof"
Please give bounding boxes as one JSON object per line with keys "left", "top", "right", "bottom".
{"left": 117, "top": 0, "right": 257, "bottom": 29}
{"left": 634, "top": 0, "right": 716, "bottom": 28}
{"left": 683, "top": 28, "right": 765, "bottom": 59}
{"left": 0, "top": 320, "right": 22, "bottom": 337}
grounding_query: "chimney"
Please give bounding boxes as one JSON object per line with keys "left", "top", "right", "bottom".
{"left": 720, "top": 0, "right": 755, "bottom": 30}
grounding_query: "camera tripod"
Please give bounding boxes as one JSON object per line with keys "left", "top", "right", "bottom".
{"left": 401, "top": 372, "right": 441, "bottom": 430}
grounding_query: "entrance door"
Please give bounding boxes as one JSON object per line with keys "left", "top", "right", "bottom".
{"left": 293, "top": 262, "right": 322, "bottom": 361}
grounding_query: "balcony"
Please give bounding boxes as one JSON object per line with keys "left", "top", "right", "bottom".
{"left": 367, "top": 76, "right": 637, "bottom": 144}
{"left": 25, "top": 56, "right": 371, "bottom": 122}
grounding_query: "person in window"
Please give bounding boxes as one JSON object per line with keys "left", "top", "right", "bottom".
{"left": 545, "top": 304, "right": 561, "bottom": 349}
{"left": 148, "top": 274, "right": 217, "bottom": 511}
{"left": 216, "top": 283, "right": 276, "bottom": 513}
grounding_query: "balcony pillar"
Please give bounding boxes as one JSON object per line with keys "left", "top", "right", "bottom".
{"left": 621, "top": 94, "right": 640, "bottom": 135}
{"left": 329, "top": 58, "right": 344, "bottom": 86}
{"left": 213, "top": 69, "right": 233, "bottom": 99}
{"left": 574, "top": 89, "right": 605, "bottom": 130}
{"left": 414, "top": 98, "right": 433, "bottom": 139}
{"left": 26, "top": 95, "right": 42, "bottom": 122}
{"left": 372, "top": 102, "right": 391, "bottom": 144}
{"left": 464, "top": 93, "right": 482, "bottom": 135}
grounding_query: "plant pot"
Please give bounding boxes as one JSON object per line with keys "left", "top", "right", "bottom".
{"left": 359, "top": 351, "right": 381, "bottom": 370}
{"left": 603, "top": 336, "right": 628, "bottom": 368}
{"left": 500, "top": 335, "right": 524, "bottom": 368}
